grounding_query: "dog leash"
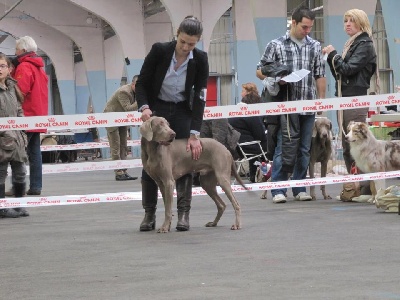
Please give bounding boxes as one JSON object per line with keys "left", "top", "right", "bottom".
{"left": 332, "top": 54, "right": 346, "bottom": 140}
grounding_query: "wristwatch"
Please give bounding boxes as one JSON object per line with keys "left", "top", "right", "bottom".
{"left": 190, "top": 133, "right": 200, "bottom": 140}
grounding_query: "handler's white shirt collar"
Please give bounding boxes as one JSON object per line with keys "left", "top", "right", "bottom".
{"left": 158, "top": 51, "right": 193, "bottom": 103}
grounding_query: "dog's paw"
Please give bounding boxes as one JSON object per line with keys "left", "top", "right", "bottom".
{"left": 157, "top": 226, "right": 170, "bottom": 233}
{"left": 324, "top": 195, "right": 332, "bottom": 200}
{"left": 231, "top": 224, "right": 241, "bottom": 230}
{"left": 205, "top": 221, "right": 217, "bottom": 227}
{"left": 260, "top": 194, "right": 267, "bottom": 200}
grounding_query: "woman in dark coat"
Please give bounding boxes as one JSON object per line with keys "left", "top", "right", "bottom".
{"left": 323, "top": 8, "right": 377, "bottom": 196}
{"left": 136, "top": 16, "right": 209, "bottom": 232}
{"left": 323, "top": 8, "right": 376, "bottom": 173}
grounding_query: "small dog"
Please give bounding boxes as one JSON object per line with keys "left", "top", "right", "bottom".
{"left": 345, "top": 121, "right": 400, "bottom": 201}
{"left": 309, "top": 117, "right": 333, "bottom": 200}
{"left": 140, "top": 116, "right": 247, "bottom": 233}
{"left": 256, "top": 162, "right": 272, "bottom": 199}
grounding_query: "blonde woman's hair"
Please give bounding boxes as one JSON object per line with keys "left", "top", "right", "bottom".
{"left": 344, "top": 9, "right": 372, "bottom": 37}
{"left": 242, "top": 82, "right": 259, "bottom": 96}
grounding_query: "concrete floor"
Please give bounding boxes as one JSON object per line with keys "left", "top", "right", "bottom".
{"left": 1, "top": 167, "right": 400, "bottom": 300}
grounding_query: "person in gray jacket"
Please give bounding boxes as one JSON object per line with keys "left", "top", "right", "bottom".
{"left": 0, "top": 53, "right": 28, "bottom": 218}
{"left": 104, "top": 76, "right": 138, "bottom": 181}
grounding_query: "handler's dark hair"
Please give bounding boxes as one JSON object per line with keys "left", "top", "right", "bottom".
{"left": 292, "top": 6, "right": 315, "bottom": 23}
{"left": 177, "top": 16, "right": 203, "bottom": 37}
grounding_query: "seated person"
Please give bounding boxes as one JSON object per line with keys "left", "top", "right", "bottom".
{"left": 229, "top": 93, "right": 268, "bottom": 183}
{"left": 240, "top": 82, "right": 260, "bottom": 98}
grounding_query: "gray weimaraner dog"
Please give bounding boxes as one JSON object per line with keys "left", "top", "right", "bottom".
{"left": 140, "top": 116, "right": 246, "bottom": 233}
{"left": 309, "top": 117, "right": 333, "bottom": 200}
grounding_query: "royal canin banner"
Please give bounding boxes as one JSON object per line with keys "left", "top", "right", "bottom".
{"left": 1, "top": 93, "right": 400, "bottom": 131}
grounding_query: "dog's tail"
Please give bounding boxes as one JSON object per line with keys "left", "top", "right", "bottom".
{"left": 231, "top": 160, "right": 249, "bottom": 190}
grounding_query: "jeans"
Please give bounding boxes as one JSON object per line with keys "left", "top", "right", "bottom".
{"left": 26, "top": 132, "right": 42, "bottom": 192}
{"left": 271, "top": 114, "right": 315, "bottom": 197}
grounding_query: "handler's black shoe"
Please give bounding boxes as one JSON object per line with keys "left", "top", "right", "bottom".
{"left": 123, "top": 173, "right": 138, "bottom": 180}
{"left": 116, "top": 174, "right": 128, "bottom": 181}
{"left": 140, "top": 213, "right": 156, "bottom": 231}
{"left": 26, "top": 189, "right": 41, "bottom": 195}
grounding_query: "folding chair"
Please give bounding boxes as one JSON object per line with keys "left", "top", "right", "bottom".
{"left": 235, "top": 140, "right": 268, "bottom": 181}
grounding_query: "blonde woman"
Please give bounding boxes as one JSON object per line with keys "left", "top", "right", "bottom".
{"left": 322, "top": 9, "right": 377, "bottom": 196}
{"left": 322, "top": 9, "right": 376, "bottom": 172}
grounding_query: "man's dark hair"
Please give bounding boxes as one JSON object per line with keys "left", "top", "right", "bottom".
{"left": 177, "top": 15, "right": 203, "bottom": 37}
{"left": 292, "top": 6, "right": 315, "bottom": 23}
{"left": 131, "top": 75, "right": 139, "bottom": 83}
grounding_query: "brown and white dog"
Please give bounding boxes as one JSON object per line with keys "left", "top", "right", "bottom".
{"left": 140, "top": 116, "right": 246, "bottom": 233}
{"left": 309, "top": 117, "right": 333, "bottom": 200}
{"left": 345, "top": 121, "right": 400, "bottom": 201}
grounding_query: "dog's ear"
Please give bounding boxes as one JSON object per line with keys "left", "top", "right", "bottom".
{"left": 140, "top": 117, "right": 154, "bottom": 141}
{"left": 312, "top": 121, "right": 317, "bottom": 138}
{"left": 347, "top": 121, "right": 355, "bottom": 132}
{"left": 360, "top": 123, "right": 369, "bottom": 137}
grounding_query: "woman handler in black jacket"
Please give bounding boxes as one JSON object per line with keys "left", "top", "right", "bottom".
{"left": 136, "top": 16, "right": 209, "bottom": 232}
{"left": 323, "top": 8, "right": 376, "bottom": 174}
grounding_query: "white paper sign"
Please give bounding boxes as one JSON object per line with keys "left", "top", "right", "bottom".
{"left": 281, "top": 69, "right": 310, "bottom": 83}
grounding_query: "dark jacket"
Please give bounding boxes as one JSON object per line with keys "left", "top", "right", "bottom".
{"left": 327, "top": 32, "right": 376, "bottom": 97}
{"left": 135, "top": 41, "right": 209, "bottom": 132}
{"left": 229, "top": 116, "right": 267, "bottom": 155}
{"left": 200, "top": 119, "right": 240, "bottom": 158}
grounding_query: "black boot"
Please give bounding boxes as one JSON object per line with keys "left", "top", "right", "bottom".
{"left": 176, "top": 174, "right": 192, "bottom": 231}
{"left": 0, "top": 184, "right": 20, "bottom": 218}
{"left": 13, "top": 182, "right": 29, "bottom": 217}
{"left": 139, "top": 179, "right": 158, "bottom": 231}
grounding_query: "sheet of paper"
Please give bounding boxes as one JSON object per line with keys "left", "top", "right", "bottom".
{"left": 281, "top": 69, "right": 310, "bottom": 83}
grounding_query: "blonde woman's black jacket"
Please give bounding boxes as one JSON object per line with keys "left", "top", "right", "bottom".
{"left": 327, "top": 32, "right": 376, "bottom": 97}
{"left": 136, "top": 40, "right": 209, "bottom": 132}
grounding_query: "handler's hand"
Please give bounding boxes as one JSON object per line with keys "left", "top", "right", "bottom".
{"left": 141, "top": 108, "right": 153, "bottom": 122}
{"left": 187, "top": 136, "right": 202, "bottom": 160}
{"left": 322, "top": 45, "right": 335, "bottom": 55}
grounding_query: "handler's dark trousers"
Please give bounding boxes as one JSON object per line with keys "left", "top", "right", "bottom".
{"left": 140, "top": 100, "right": 193, "bottom": 232}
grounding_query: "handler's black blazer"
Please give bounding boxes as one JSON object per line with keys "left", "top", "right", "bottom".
{"left": 136, "top": 40, "right": 209, "bottom": 132}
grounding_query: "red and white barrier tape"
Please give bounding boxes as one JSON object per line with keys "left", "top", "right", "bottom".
{"left": 42, "top": 159, "right": 143, "bottom": 174}
{"left": 2, "top": 93, "right": 400, "bottom": 131}
{"left": 1, "top": 170, "right": 399, "bottom": 208}
{"left": 2, "top": 93, "right": 399, "bottom": 208}
{"left": 40, "top": 139, "right": 141, "bottom": 152}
